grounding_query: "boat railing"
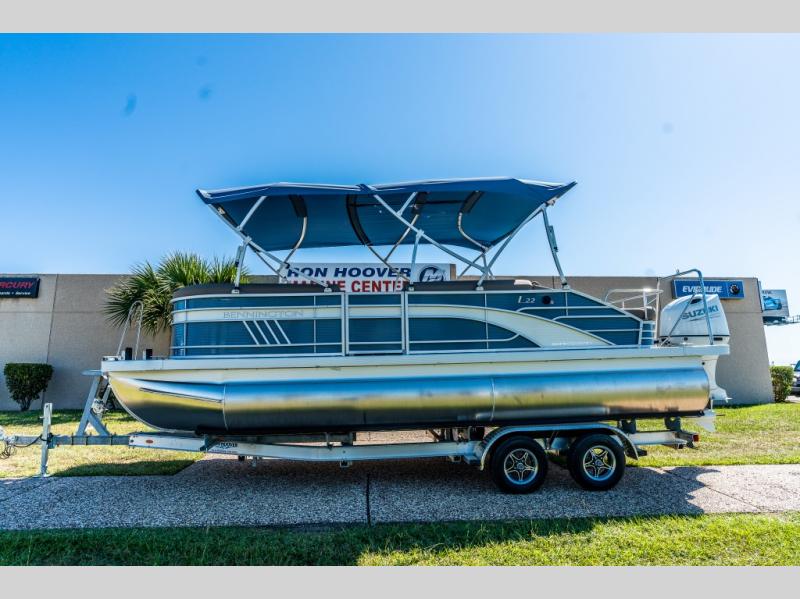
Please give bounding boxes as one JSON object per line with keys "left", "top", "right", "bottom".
{"left": 603, "top": 288, "right": 661, "bottom": 347}
{"left": 603, "top": 288, "right": 662, "bottom": 312}
{"left": 114, "top": 300, "right": 144, "bottom": 359}
{"left": 656, "top": 268, "right": 716, "bottom": 346}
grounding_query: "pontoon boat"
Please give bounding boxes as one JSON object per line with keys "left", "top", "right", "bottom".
{"left": 98, "top": 177, "right": 730, "bottom": 492}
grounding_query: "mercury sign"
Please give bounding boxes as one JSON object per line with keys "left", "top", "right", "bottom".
{"left": 672, "top": 279, "right": 745, "bottom": 299}
{"left": 0, "top": 277, "right": 40, "bottom": 298}
{"left": 286, "top": 263, "right": 451, "bottom": 292}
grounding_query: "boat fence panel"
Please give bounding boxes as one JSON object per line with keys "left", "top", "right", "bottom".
{"left": 169, "top": 288, "right": 655, "bottom": 358}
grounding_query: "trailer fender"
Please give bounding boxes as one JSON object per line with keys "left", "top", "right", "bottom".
{"left": 478, "top": 423, "right": 638, "bottom": 470}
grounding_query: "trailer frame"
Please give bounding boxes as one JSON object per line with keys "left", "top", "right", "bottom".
{"left": 1, "top": 379, "right": 714, "bottom": 487}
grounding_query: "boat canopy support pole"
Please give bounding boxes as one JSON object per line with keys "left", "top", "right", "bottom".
{"left": 409, "top": 231, "right": 422, "bottom": 288}
{"left": 363, "top": 186, "right": 492, "bottom": 281}
{"left": 456, "top": 211, "right": 494, "bottom": 281}
{"left": 278, "top": 214, "right": 308, "bottom": 283}
{"left": 365, "top": 244, "right": 412, "bottom": 284}
{"left": 457, "top": 250, "right": 491, "bottom": 279}
{"left": 237, "top": 196, "right": 266, "bottom": 231}
{"left": 476, "top": 205, "right": 547, "bottom": 288}
{"left": 252, "top": 243, "right": 334, "bottom": 290}
{"left": 208, "top": 203, "right": 334, "bottom": 290}
{"left": 542, "top": 206, "right": 570, "bottom": 289}
{"left": 233, "top": 237, "right": 249, "bottom": 291}
{"left": 384, "top": 213, "right": 419, "bottom": 262}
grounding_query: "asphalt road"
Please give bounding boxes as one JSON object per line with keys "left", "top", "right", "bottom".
{"left": 1, "top": 457, "right": 799, "bottom": 530}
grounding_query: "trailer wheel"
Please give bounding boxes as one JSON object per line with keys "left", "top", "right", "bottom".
{"left": 567, "top": 434, "right": 625, "bottom": 491}
{"left": 489, "top": 436, "right": 548, "bottom": 494}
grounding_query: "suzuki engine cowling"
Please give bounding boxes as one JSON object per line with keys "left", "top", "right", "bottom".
{"left": 659, "top": 293, "right": 729, "bottom": 345}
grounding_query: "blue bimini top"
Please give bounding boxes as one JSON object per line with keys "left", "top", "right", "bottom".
{"left": 197, "top": 177, "right": 576, "bottom": 252}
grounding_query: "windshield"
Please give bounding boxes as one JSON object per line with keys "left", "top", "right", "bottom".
{"left": 795, "top": 361, "right": 800, "bottom": 371}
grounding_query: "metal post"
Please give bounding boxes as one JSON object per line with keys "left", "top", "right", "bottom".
{"left": 76, "top": 374, "right": 100, "bottom": 435}
{"left": 542, "top": 208, "right": 569, "bottom": 289}
{"left": 363, "top": 186, "right": 491, "bottom": 276}
{"left": 76, "top": 371, "right": 112, "bottom": 436}
{"left": 38, "top": 403, "right": 52, "bottom": 478}
{"left": 279, "top": 216, "right": 308, "bottom": 282}
{"left": 233, "top": 239, "right": 248, "bottom": 290}
{"left": 236, "top": 196, "right": 266, "bottom": 231}
{"left": 365, "top": 244, "right": 411, "bottom": 284}
{"left": 695, "top": 270, "right": 714, "bottom": 346}
{"left": 477, "top": 206, "right": 547, "bottom": 287}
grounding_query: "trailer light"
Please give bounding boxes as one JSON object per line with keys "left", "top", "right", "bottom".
{"left": 145, "top": 439, "right": 154, "bottom": 445}
{"left": 692, "top": 434, "right": 700, "bottom": 442}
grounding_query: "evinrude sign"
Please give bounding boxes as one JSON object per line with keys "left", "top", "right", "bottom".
{"left": 672, "top": 279, "right": 745, "bottom": 300}
{"left": 286, "top": 263, "right": 451, "bottom": 293}
{"left": 0, "top": 277, "right": 40, "bottom": 298}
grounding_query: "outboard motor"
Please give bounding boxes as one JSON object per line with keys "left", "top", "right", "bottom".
{"left": 659, "top": 294, "right": 729, "bottom": 346}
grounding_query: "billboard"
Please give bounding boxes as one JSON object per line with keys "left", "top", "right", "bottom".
{"left": 285, "top": 263, "right": 451, "bottom": 293}
{"left": 672, "top": 279, "right": 745, "bottom": 299}
{"left": 761, "top": 289, "right": 789, "bottom": 321}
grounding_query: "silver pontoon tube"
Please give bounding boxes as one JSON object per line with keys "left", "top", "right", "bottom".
{"left": 108, "top": 364, "right": 710, "bottom": 434}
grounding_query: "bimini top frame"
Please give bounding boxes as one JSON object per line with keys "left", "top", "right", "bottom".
{"left": 197, "top": 177, "right": 576, "bottom": 290}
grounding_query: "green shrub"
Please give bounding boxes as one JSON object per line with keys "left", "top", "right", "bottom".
{"left": 3, "top": 363, "right": 54, "bottom": 411}
{"left": 770, "top": 365, "right": 794, "bottom": 403}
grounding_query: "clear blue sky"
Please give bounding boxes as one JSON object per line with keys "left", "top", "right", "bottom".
{"left": 1, "top": 34, "right": 797, "bottom": 361}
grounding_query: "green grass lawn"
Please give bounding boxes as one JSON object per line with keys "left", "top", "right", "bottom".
{"left": 634, "top": 403, "right": 800, "bottom": 467}
{"left": 0, "top": 403, "right": 797, "bottom": 478}
{"left": 0, "top": 410, "right": 200, "bottom": 478}
{"left": 0, "top": 513, "right": 798, "bottom": 565}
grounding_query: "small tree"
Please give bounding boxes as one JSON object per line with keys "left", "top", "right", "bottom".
{"left": 770, "top": 365, "right": 794, "bottom": 403}
{"left": 3, "top": 363, "right": 54, "bottom": 411}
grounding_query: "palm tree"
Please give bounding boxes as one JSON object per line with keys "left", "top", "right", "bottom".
{"left": 105, "top": 251, "right": 250, "bottom": 335}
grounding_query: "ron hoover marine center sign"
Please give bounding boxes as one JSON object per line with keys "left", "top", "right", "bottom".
{"left": 286, "top": 263, "right": 451, "bottom": 292}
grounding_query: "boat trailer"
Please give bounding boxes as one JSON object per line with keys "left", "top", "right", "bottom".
{"left": 0, "top": 370, "right": 714, "bottom": 492}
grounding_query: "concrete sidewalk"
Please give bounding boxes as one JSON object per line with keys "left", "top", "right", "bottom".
{"left": 1, "top": 458, "right": 798, "bottom": 531}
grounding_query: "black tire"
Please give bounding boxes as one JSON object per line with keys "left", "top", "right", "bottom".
{"left": 567, "top": 434, "right": 626, "bottom": 491}
{"left": 489, "top": 436, "right": 548, "bottom": 494}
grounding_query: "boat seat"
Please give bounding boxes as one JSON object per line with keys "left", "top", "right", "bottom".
{"left": 173, "top": 283, "right": 340, "bottom": 298}
{"left": 624, "top": 307, "right": 657, "bottom": 322}
{"left": 410, "top": 279, "right": 548, "bottom": 292}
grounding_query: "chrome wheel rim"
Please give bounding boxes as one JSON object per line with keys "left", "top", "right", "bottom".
{"left": 581, "top": 445, "right": 616, "bottom": 482}
{"left": 503, "top": 448, "right": 539, "bottom": 485}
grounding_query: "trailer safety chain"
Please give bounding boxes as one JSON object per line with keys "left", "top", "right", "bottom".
{"left": 1, "top": 439, "right": 16, "bottom": 458}
{"left": 0, "top": 431, "right": 47, "bottom": 458}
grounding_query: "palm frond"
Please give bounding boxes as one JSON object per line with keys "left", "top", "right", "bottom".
{"left": 208, "top": 255, "right": 250, "bottom": 284}
{"left": 104, "top": 251, "right": 246, "bottom": 335}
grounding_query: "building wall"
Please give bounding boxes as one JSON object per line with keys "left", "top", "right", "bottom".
{"left": 0, "top": 273, "right": 773, "bottom": 410}
{"left": 0, "top": 274, "right": 169, "bottom": 410}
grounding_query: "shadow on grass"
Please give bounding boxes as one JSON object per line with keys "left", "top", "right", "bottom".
{"left": 5, "top": 510, "right": 793, "bottom": 566}
{"left": 55, "top": 460, "right": 196, "bottom": 477}
{"left": 0, "top": 516, "right": 638, "bottom": 565}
